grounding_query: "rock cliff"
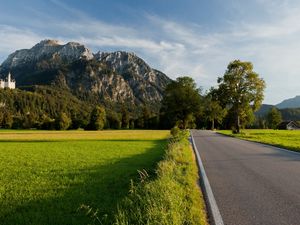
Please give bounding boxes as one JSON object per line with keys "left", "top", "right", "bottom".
{"left": 0, "top": 40, "right": 172, "bottom": 106}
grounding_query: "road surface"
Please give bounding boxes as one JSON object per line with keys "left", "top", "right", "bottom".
{"left": 191, "top": 130, "right": 300, "bottom": 225}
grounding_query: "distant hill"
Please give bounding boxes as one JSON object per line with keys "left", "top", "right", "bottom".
{"left": 276, "top": 96, "right": 300, "bottom": 109}
{"left": 255, "top": 104, "right": 274, "bottom": 117}
{"left": 280, "top": 108, "right": 300, "bottom": 121}
{"left": 256, "top": 104, "right": 300, "bottom": 121}
{"left": 0, "top": 39, "right": 172, "bottom": 112}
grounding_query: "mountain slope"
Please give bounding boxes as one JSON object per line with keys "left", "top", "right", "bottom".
{"left": 255, "top": 104, "right": 274, "bottom": 117}
{"left": 0, "top": 40, "right": 172, "bottom": 108}
{"left": 276, "top": 96, "right": 300, "bottom": 109}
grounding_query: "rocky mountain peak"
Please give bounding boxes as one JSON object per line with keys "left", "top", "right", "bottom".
{"left": 60, "top": 41, "right": 94, "bottom": 60}
{"left": 35, "top": 39, "right": 61, "bottom": 47}
{"left": 0, "top": 39, "right": 172, "bottom": 107}
{"left": 94, "top": 50, "right": 171, "bottom": 102}
{"left": 95, "top": 51, "right": 154, "bottom": 79}
{"left": 1, "top": 39, "right": 94, "bottom": 69}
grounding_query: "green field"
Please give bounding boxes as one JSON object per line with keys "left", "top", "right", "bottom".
{"left": 0, "top": 130, "right": 169, "bottom": 225}
{"left": 218, "top": 129, "right": 300, "bottom": 151}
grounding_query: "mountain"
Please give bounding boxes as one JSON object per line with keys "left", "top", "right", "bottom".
{"left": 255, "top": 104, "right": 274, "bottom": 117}
{"left": 276, "top": 96, "right": 300, "bottom": 109}
{"left": 0, "top": 40, "right": 171, "bottom": 110}
{"left": 255, "top": 103, "right": 300, "bottom": 121}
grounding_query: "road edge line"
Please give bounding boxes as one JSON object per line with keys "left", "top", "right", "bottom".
{"left": 190, "top": 131, "right": 224, "bottom": 225}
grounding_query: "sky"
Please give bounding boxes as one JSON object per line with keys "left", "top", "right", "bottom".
{"left": 1, "top": 0, "right": 300, "bottom": 104}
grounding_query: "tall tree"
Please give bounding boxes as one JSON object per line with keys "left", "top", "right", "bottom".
{"left": 216, "top": 60, "right": 265, "bottom": 133}
{"left": 1, "top": 111, "right": 13, "bottom": 128}
{"left": 106, "top": 111, "right": 121, "bottom": 129}
{"left": 204, "top": 93, "right": 227, "bottom": 130}
{"left": 160, "top": 76, "right": 202, "bottom": 129}
{"left": 88, "top": 106, "right": 106, "bottom": 130}
{"left": 267, "top": 107, "right": 282, "bottom": 129}
{"left": 121, "top": 106, "right": 130, "bottom": 129}
{"left": 55, "top": 112, "right": 71, "bottom": 130}
{"left": 142, "top": 106, "right": 151, "bottom": 129}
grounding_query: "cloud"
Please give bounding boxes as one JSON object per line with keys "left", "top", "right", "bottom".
{"left": 1, "top": 0, "right": 300, "bottom": 104}
{"left": 0, "top": 25, "right": 43, "bottom": 61}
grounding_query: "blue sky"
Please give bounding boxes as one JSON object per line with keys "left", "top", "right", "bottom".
{"left": 1, "top": 0, "right": 300, "bottom": 104}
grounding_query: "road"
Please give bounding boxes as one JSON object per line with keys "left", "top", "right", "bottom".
{"left": 191, "top": 130, "right": 300, "bottom": 225}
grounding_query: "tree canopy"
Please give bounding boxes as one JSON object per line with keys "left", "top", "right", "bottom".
{"left": 160, "top": 76, "right": 202, "bottom": 129}
{"left": 204, "top": 91, "right": 227, "bottom": 130}
{"left": 267, "top": 107, "right": 282, "bottom": 129}
{"left": 216, "top": 60, "right": 265, "bottom": 133}
{"left": 87, "top": 106, "right": 106, "bottom": 130}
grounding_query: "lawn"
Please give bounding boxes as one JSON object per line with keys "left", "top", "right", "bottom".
{"left": 218, "top": 129, "right": 300, "bottom": 152}
{"left": 0, "top": 130, "right": 169, "bottom": 225}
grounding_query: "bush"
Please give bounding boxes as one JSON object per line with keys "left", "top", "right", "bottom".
{"left": 170, "top": 126, "right": 180, "bottom": 137}
{"left": 40, "top": 116, "right": 55, "bottom": 130}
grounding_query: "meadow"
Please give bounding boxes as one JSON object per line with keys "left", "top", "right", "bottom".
{"left": 218, "top": 129, "right": 300, "bottom": 152}
{"left": 0, "top": 130, "right": 169, "bottom": 225}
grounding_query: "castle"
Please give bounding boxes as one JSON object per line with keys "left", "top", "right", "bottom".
{"left": 0, "top": 72, "right": 16, "bottom": 89}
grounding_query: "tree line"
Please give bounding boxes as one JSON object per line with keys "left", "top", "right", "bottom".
{"left": 0, "top": 60, "right": 268, "bottom": 133}
{"left": 161, "top": 60, "right": 266, "bottom": 133}
{"left": 0, "top": 85, "right": 161, "bottom": 130}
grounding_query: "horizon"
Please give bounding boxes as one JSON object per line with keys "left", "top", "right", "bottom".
{"left": 1, "top": 0, "right": 300, "bottom": 104}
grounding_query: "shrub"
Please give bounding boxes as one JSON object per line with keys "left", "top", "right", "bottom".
{"left": 170, "top": 126, "right": 180, "bottom": 137}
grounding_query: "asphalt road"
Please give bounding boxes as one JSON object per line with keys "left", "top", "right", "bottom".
{"left": 191, "top": 130, "right": 300, "bottom": 225}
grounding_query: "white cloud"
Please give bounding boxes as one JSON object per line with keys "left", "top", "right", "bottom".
{"left": 0, "top": 25, "right": 42, "bottom": 60}
{"left": 1, "top": 1, "right": 300, "bottom": 104}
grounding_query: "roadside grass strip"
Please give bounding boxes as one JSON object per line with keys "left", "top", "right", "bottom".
{"left": 218, "top": 129, "right": 300, "bottom": 152}
{"left": 114, "top": 131, "right": 208, "bottom": 225}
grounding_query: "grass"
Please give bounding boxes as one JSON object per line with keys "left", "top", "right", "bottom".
{"left": 114, "top": 131, "right": 208, "bottom": 225}
{"left": 218, "top": 129, "right": 300, "bottom": 152}
{"left": 0, "top": 129, "right": 169, "bottom": 141}
{"left": 0, "top": 130, "right": 169, "bottom": 225}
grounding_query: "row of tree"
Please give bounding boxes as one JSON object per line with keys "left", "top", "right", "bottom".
{"left": 160, "top": 60, "right": 266, "bottom": 133}
{"left": 254, "top": 107, "right": 282, "bottom": 129}
{"left": 0, "top": 86, "right": 159, "bottom": 130}
{"left": 0, "top": 104, "right": 160, "bottom": 131}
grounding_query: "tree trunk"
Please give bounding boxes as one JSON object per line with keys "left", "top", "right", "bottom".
{"left": 235, "top": 114, "right": 240, "bottom": 133}
{"left": 211, "top": 119, "right": 215, "bottom": 130}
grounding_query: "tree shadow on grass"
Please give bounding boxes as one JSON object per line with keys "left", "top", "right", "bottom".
{"left": 1, "top": 140, "right": 166, "bottom": 225}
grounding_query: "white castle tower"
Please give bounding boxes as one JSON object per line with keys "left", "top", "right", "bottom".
{"left": 0, "top": 72, "right": 16, "bottom": 89}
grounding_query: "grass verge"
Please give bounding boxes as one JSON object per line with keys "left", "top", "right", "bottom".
{"left": 218, "top": 129, "right": 300, "bottom": 152}
{"left": 114, "top": 130, "right": 208, "bottom": 225}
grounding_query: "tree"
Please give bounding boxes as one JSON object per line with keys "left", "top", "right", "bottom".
{"left": 160, "top": 76, "right": 202, "bottom": 129}
{"left": 55, "top": 112, "right": 71, "bottom": 130}
{"left": 216, "top": 60, "right": 265, "bottom": 133}
{"left": 88, "top": 106, "right": 106, "bottom": 130}
{"left": 267, "top": 107, "right": 282, "bottom": 129}
{"left": 106, "top": 111, "right": 121, "bottom": 129}
{"left": 1, "top": 111, "right": 13, "bottom": 128}
{"left": 142, "top": 106, "right": 151, "bottom": 129}
{"left": 204, "top": 93, "right": 227, "bottom": 130}
{"left": 121, "top": 106, "right": 130, "bottom": 129}
{"left": 40, "top": 115, "right": 55, "bottom": 130}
